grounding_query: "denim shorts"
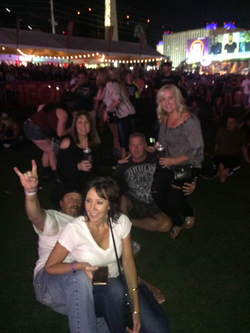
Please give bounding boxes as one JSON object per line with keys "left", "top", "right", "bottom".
{"left": 23, "top": 119, "right": 49, "bottom": 140}
{"left": 126, "top": 194, "right": 161, "bottom": 219}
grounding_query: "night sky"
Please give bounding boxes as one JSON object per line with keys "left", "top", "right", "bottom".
{"left": 0, "top": 0, "right": 249, "bottom": 47}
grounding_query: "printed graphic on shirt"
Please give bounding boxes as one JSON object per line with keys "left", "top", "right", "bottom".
{"left": 123, "top": 163, "right": 156, "bottom": 204}
{"left": 77, "top": 86, "right": 92, "bottom": 97}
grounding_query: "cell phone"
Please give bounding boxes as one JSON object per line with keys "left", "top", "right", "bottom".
{"left": 149, "top": 137, "right": 155, "bottom": 143}
{"left": 92, "top": 266, "right": 109, "bottom": 285}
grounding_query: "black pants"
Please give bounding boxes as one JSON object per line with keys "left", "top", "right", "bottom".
{"left": 151, "top": 167, "right": 194, "bottom": 227}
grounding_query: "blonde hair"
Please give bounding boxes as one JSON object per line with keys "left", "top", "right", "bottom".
{"left": 96, "top": 67, "right": 108, "bottom": 88}
{"left": 156, "top": 84, "right": 188, "bottom": 123}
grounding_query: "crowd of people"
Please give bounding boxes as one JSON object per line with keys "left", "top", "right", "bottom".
{"left": 4, "top": 60, "right": 250, "bottom": 333}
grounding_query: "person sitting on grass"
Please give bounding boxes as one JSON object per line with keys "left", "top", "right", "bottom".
{"left": 57, "top": 110, "right": 101, "bottom": 191}
{"left": 14, "top": 160, "right": 110, "bottom": 333}
{"left": 213, "top": 116, "right": 250, "bottom": 182}
{"left": 45, "top": 176, "right": 170, "bottom": 333}
{"left": 116, "top": 132, "right": 196, "bottom": 238}
{"left": 14, "top": 160, "right": 167, "bottom": 332}
{"left": 0, "top": 111, "right": 23, "bottom": 150}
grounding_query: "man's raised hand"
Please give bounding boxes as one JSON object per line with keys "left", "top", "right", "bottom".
{"left": 14, "top": 160, "right": 39, "bottom": 190}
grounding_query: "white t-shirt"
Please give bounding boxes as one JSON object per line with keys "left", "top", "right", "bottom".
{"left": 58, "top": 214, "right": 132, "bottom": 278}
{"left": 241, "top": 78, "right": 250, "bottom": 94}
{"left": 33, "top": 210, "right": 73, "bottom": 278}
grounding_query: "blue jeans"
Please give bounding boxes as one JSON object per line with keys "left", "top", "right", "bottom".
{"left": 94, "top": 276, "right": 127, "bottom": 332}
{"left": 138, "top": 284, "right": 170, "bottom": 333}
{"left": 95, "top": 275, "right": 170, "bottom": 333}
{"left": 34, "top": 268, "right": 110, "bottom": 333}
{"left": 34, "top": 269, "right": 170, "bottom": 333}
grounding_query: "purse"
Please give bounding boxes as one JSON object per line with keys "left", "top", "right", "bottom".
{"left": 171, "top": 164, "right": 195, "bottom": 186}
{"left": 108, "top": 218, "right": 133, "bottom": 330}
{"left": 164, "top": 119, "right": 195, "bottom": 187}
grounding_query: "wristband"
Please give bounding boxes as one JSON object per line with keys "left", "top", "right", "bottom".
{"left": 24, "top": 189, "right": 38, "bottom": 195}
{"left": 129, "top": 287, "right": 138, "bottom": 292}
{"left": 70, "top": 262, "right": 76, "bottom": 273}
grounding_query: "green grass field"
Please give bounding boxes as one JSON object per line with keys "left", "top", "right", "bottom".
{"left": 0, "top": 140, "right": 249, "bottom": 333}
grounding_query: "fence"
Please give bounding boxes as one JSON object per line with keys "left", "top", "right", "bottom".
{"left": 0, "top": 81, "right": 69, "bottom": 110}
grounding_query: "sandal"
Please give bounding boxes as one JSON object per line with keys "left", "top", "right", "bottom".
{"left": 170, "top": 226, "right": 182, "bottom": 239}
{"left": 137, "top": 277, "right": 165, "bottom": 304}
{"left": 183, "top": 215, "right": 195, "bottom": 229}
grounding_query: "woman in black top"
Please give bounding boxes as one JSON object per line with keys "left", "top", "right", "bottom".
{"left": 57, "top": 111, "right": 101, "bottom": 191}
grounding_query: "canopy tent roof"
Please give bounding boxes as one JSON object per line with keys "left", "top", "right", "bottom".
{"left": 0, "top": 27, "right": 164, "bottom": 61}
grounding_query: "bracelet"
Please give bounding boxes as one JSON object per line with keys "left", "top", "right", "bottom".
{"left": 70, "top": 262, "right": 76, "bottom": 273}
{"left": 133, "top": 310, "right": 140, "bottom": 315}
{"left": 24, "top": 189, "right": 38, "bottom": 196}
{"left": 129, "top": 287, "right": 138, "bottom": 292}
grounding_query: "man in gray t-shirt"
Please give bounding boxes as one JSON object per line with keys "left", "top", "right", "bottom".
{"left": 116, "top": 133, "right": 173, "bottom": 232}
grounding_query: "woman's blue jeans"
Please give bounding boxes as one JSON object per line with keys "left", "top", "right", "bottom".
{"left": 34, "top": 268, "right": 110, "bottom": 333}
{"left": 94, "top": 276, "right": 170, "bottom": 333}
{"left": 34, "top": 269, "right": 170, "bottom": 333}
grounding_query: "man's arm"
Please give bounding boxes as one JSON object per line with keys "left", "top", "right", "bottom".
{"left": 70, "top": 80, "right": 81, "bottom": 93}
{"left": 241, "top": 145, "right": 250, "bottom": 163}
{"left": 14, "top": 160, "right": 46, "bottom": 231}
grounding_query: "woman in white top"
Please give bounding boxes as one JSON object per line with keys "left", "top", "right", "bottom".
{"left": 96, "top": 67, "right": 135, "bottom": 159}
{"left": 45, "top": 177, "right": 170, "bottom": 333}
{"left": 45, "top": 176, "right": 141, "bottom": 333}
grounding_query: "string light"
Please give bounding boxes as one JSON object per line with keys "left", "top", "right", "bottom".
{"left": 15, "top": 49, "right": 163, "bottom": 65}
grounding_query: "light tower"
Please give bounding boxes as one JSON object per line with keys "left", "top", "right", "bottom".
{"left": 104, "top": 0, "right": 118, "bottom": 41}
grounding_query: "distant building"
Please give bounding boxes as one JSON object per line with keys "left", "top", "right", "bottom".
{"left": 162, "top": 26, "right": 246, "bottom": 68}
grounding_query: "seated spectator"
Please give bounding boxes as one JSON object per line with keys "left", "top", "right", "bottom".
{"left": 0, "top": 111, "right": 23, "bottom": 150}
{"left": 45, "top": 176, "right": 170, "bottom": 333}
{"left": 57, "top": 111, "right": 101, "bottom": 191}
{"left": 213, "top": 116, "right": 250, "bottom": 182}
{"left": 14, "top": 160, "right": 109, "bottom": 333}
{"left": 116, "top": 132, "right": 195, "bottom": 235}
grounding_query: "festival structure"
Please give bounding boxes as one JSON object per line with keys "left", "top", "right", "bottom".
{"left": 0, "top": 27, "right": 163, "bottom": 68}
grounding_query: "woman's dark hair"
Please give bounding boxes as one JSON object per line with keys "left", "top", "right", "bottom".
{"left": 72, "top": 110, "right": 100, "bottom": 145}
{"left": 81, "top": 176, "right": 121, "bottom": 224}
